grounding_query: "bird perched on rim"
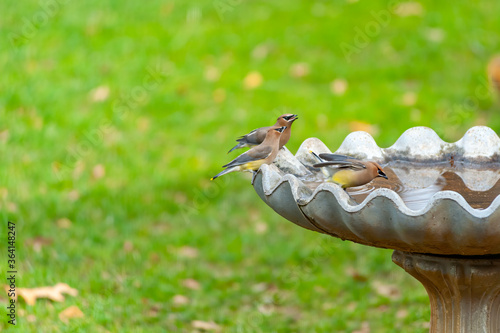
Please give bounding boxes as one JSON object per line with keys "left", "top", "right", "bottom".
{"left": 211, "top": 126, "right": 286, "bottom": 180}
{"left": 227, "top": 114, "right": 298, "bottom": 153}
{"left": 311, "top": 152, "right": 388, "bottom": 189}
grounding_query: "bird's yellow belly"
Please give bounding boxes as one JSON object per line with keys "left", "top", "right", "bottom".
{"left": 332, "top": 170, "right": 360, "bottom": 188}
{"left": 240, "top": 160, "right": 265, "bottom": 171}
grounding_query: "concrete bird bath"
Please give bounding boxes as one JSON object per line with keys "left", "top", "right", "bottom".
{"left": 252, "top": 126, "right": 500, "bottom": 332}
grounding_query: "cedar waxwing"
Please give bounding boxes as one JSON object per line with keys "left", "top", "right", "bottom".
{"left": 227, "top": 114, "right": 298, "bottom": 153}
{"left": 211, "top": 126, "right": 286, "bottom": 180}
{"left": 312, "top": 153, "right": 388, "bottom": 188}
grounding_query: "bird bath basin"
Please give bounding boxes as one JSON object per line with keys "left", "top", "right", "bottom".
{"left": 252, "top": 126, "right": 500, "bottom": 332}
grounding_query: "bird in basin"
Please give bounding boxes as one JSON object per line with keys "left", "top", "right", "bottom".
{"left": 311, "top": 152, "right": 388, "bottom": 188}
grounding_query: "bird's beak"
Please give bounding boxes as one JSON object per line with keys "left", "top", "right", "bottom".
{"left": 379, "top": 174, "right": 388, "bottom": 179}
{"left": 291, "top": 114, "right": 298, "bottom": 121}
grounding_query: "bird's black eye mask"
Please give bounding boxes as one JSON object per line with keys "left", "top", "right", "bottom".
{"left": 275, "top": 126, "right": 287, "bottom": 133}
{"left": 283, "top": 114, "right": 298, "bottom": 121}
{"left": 378, "top": 169, "right": 388, "bottom": 179}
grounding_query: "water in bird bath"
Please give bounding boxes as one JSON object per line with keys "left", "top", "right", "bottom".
{"left": 302, "top": 161, "right": 500, "bottom": 210}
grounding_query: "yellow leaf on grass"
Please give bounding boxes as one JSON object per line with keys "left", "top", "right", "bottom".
{"left": 243, "top": 71, "right": 263, "bottom": 90}
{"left": 178, "top": 246, "right": 199, "bottom": 259}
{"left": 330, "top": 78, "right": 348, "bottom": 96}
{"left": 182, "top": 278, "right": 201, "bottom": 290}
{"left": 191, "top": 320, "right": 220, "bottom": 331}
{"left": 349, "top": 121, "right": 379, "bottom": 136}
{"left": 372, "top": 280, "right": 401, "bottom": 300}
{"left": 59, "top": 305, "right": 84, "bottom": 324}
{"left": 56, "top": 218, "right": 72, "bottom": 229}
{"left": 89, "top": 85, "right": 110, "bottom": 102}
{"left": 394, "top": 2, "right": 424, "bottom": 17}
{"left": 92, "top": 164, "right": 106, "bottom": 180}
{"left": 289, "top": 63, "right": 310, "bottom": 78}
{"left": 5, "top": 283, "right": 78, "bottom": 306}
{"left": 172, "top": 294, "right": 190, "bottom": 306}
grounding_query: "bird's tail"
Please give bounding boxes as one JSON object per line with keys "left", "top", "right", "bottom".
{"left": 309, "top": 150, "right": 323, "bottom": 162}
{"left": 227, "top": 142, "right": 252, "bottom": 154}
{"left": 227, "top": 144, "right": 242, "bottom": 154}
{"left": 210, "top": 166, "right": 239, "bottom": 180}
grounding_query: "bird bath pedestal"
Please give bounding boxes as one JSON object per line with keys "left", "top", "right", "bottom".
{"left": 392, "top": 251, "right": 500, "bottom": 332}
{"left": 252, "top": 127, "right": 500, "bottom": 333}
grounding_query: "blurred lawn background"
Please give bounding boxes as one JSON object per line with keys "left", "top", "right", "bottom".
{"left": 1, "top": 0, "right": 500, "bottom": 332}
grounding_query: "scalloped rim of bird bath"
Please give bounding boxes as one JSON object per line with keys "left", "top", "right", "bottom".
{"left": 256, "top": 126, "right": 500, "bottom": 217}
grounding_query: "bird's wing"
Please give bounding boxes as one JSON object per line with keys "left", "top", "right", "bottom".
{"left": 319, "top": 153, "right": 357, "bottom": 161}
{"left": 317, "top": 154, "right": 366, "bottom": 169}
{"left": 222, "top": 146, "right": 273, "bottom": 168}
{"left": 237, "top": 126, "right": 270, "bottom": 145}
{"left": 313, "top": 161, "right": 366, "bottom": 170}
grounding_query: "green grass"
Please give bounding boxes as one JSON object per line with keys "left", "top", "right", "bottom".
{"left": 1, "top": 0, "right": 499, "bottom": 331}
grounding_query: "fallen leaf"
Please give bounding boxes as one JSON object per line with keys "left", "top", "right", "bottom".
{"left": 7, "top": 283, "right": 78, "bottom": 306}
{"left": 172, "top": 294, "right": 190, "bottom": 306}
{"left": 5, "top": 202, "right": 18, "bottom": 213}
{"left": 25, "top": 236, "right": 53, "bottom": 253}
{"left": 243, "top": 71, "right": 263, "bottom": 89}
{"left": 204, "top": 66, "right": 220, "bottom": 82}
{"left": 330, "top": 78, "right": 348, "bottom": 96}
{"left": 346, "top": 267, "right": 368, "bottom": 282}
{"left": 377, "top": 304, "right": 389, "bottom": 312}
{"left": 257, "top": 303, "right": 274, "bottom": 315}
{"left": 92, "top": 164, "right": 106, "bottom": 180}
{"left": 0, "top": 187, "right": 7, "bottom": 200}
{"left": 57, "top": 218, "right": 72, "bottom": 229}
{"left": 90, "top": 85, "right": 110, "bottom": 102}
{"left": 397, "top": 309, "right": 408, "bottom": 319}
{"left": 146, "top": 303, "right": 161, "bottom": 317}
{"left": 372, "top": 280, "right": 401, "bottom": 300}
{"left": 402, "top": 91, "right": 417, "bottom": 106}
{"left": 192, "top": 320, "right": 221, "bottom": 331}
{"left": 0, "top": 129, "right": 9, "bottom": 144}
{"left": 425, "top": 28, "right": 445, "bottom": 43}
{"left": 289, "top": 62, "right": 310, "bottom": 78}
{"left": 349, "top": 121, "right": 379, "bottom": 136}
{"left": 68, "top": 190, "right": 80, "bottom": 201}
{"left": 346, "top": 302, "right": 357, "bottom": 311}
{"left": 123, "top": 241, "right": 134, "bottom": 252}
{"left": 254, "top": 222, "right": 268, "bottom": 234}
{"left": 182, "top": 278, "right": 201, "bottom": 290}
{"left": 178, "top": 246, "right": 199, "bottom": 259}
{"left": 394, "top": 2, "right": 423, "bottom": 17}
{"left": 251, "top": 283, "right": 268, "bottom": 293}
{"left": 59, "top": 305, "right": 84, "bottom": 324}
{"left": 252, "top": 44, "right": 270, "bottom": 60}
